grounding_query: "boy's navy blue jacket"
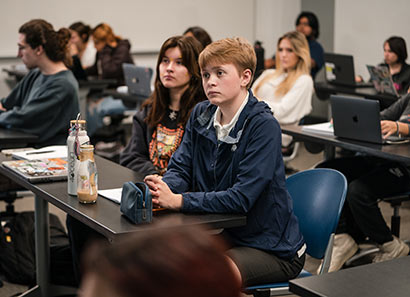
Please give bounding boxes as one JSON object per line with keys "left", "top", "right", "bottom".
{"left": 163, "top": 91, "right": 304, "bottom": 260}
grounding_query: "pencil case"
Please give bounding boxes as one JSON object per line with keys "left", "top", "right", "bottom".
{"left": 120, "top": 181, "right": 152, "bottom": 224}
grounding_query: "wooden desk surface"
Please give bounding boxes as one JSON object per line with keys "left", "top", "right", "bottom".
{"left": 289, "top": 256, "right": 410, "bottom": 297}
{"left": 0, "top": 127, "right": 38, "bottom": 149}
{"left": 281, "top": 124, "right": 410, "bottom": 164}
{"left": 0, "top": 155, "right": 246, "bottom": 240}
{"left": 315, "top": 81, "right": 398, "bottom": 109}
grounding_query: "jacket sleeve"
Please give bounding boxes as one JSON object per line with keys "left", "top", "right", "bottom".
{"left": 1, "top": 85, "right": 22, "bottom": 110}
{"left": 99, "top": 42, "right": 131, "bottom": 80}
{"left": 167, "top": 111, "right": 284, "bottom": 214}
{"left": 85, "top": 59, "right": 98, "bottom": 77}
{"left": 268, "top": 75, "right": 313, "bottom": 124}
{"left": 119, "top": 109, "right": 158, "bottom": 176}
{"left": 380, "top": 93, "right": 410, "bottom": 120}
{"left": 1, "top": 70, "right": 37, "bottom": 109}
{"left": 310, "top": 41, "right": 324, "bottom": 71}
{"left": 70, "top": 55, "right": 87, "bottom": 81}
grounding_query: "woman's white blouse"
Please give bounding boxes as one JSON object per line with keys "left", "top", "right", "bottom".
{"left": 252, "top": 69, "right": 314, "bottom": 146}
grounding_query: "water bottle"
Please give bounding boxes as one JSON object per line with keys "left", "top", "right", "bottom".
{"left": 67, "top": 119, "right": 89, "bottom": 195}
{"left": 77, "top": 144, "right": 98, "bottom": 204}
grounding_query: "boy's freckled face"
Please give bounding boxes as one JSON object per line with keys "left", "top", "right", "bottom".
{"left": 201, "top": 63, "right": 245, "bottom": 107}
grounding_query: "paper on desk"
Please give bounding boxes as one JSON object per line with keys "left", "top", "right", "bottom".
{"left": 301, "top": 122, "right": 334, "bottom": 135}
{"left": 12, "top": 145, "right": 67, "bottom": 160}
{"left": 99, "top": 188, "right": 122, "bottom": 204}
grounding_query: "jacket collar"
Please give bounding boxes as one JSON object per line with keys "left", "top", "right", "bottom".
{"left": 196, "top": 90, "right": 270, "bottom": 144}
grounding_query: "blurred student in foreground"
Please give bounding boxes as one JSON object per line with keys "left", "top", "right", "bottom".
{"left": 78, "top": 224, "right": 241, "bottom": 297}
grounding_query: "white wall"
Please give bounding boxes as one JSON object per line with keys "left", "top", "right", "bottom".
{"left": 254, "top": 0, "right": 301, "bottom": 58}
{"left": 0, "top": 0, "right": 301, "bottom": 97}
{"left": 0, "top": 0, "right": 255, "bottom": 56}
{"left": 334, "top": 0, "right": 410, "bottom": 80}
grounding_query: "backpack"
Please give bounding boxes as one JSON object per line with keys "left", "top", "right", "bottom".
{"left": 0, "top": 211, "right": 72, "bottom": 286}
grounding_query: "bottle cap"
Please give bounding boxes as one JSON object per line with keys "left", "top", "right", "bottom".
{"left": 70, "top": 120, "right": 86, "bottom": 125}
{"left": 80, "top": 144, "right": 94, "bottom": 151}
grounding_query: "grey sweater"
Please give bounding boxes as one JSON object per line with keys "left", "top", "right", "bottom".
{"left": 0, "top": 69, "right": 80, "bottom": 147}
{"left": 380, "top": 93, "right": 410, "bottom": 132}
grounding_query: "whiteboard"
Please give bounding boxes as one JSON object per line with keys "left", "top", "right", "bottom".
{"left": 0, "top": 0, "right": 255, "bottom": 57}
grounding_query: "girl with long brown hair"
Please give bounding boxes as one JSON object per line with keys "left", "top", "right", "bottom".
{"left": 120, "top": 35, "right": 206, "bottom": 175}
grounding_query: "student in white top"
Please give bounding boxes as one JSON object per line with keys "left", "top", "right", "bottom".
{"left": 252, "top": 31, "right": 313, "bottom": 150}
{"left": 69, "top": 22, "right": 96, "bottom": 68}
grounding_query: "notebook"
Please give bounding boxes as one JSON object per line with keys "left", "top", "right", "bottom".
{"left": 330, "top": 95, "right": 408, "bottom": 144}
{"left": 324, "top": 53, "right": 373, "bottom": 88}
{"left": 99, "top": 187, "right": 165, "bottom": 212}
{"left": 2, "top": 158, "right": 68, "bottom": 183}
{"left": 11, "top": 145, "right": 67, "bottom": 160}
{"left": 366, "top": 65, "right": 399, "bottom": 97}
{"left": 122, "top": 63, "right": 153, "bottom": 97}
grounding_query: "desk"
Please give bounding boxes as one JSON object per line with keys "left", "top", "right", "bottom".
{"left": 0, "top": 128, "right": 38, "bottom": 149}
{"left": 0, "top": 155, "right": 246, "bottom": 297}
{"left": 315, "top": 81, "right": 398, "bottom": 110}
{"left": 2, "top": 67, "right": 28, "bottom": 81}
{"left": 289, "top": 256, "right": 410, "bottom": 297}
{"left": 281, "top": 124, "right": 410, "bottom": 164}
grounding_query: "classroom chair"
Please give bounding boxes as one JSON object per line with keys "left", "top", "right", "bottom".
{"left": 244, "top": 168, "right": 348, "bottom": 297}
{"left": 283, "top": 117, "right": 307, "bottom": 173}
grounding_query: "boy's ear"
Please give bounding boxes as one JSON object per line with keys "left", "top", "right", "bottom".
{"left": 240, "top": 69, "right": 252, "bottom": 87}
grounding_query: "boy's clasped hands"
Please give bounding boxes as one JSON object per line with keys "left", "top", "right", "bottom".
{"left": 144, "top": 175, "right": 183, "bottom": 210}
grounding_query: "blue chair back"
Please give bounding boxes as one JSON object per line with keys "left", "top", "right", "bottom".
{"left": 286, "top": 168, "right": 347, "bottom": 259}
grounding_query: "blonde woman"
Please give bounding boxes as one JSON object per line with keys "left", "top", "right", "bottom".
{"left": 252, "top": 31, "right": 313, "bottom": 150}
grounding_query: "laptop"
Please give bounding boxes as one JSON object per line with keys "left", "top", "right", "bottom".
{"left": 2, "top": 158, "right": 67, "bottom": 183}
{"left": 366, "top": 65, "right": 399, "bottom": 97}
{"left": 122, "top": 63, "right": 153, "bottom": 98}
{"left": 324, "top": 53, "right": 373, "bottom": 88}
{"left": 330, "top": 95, "right": 407, "bottom": 144}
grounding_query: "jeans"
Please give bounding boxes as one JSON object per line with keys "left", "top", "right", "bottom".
{"left": 317, "top": 156, "right": 410, "bottom": 244}
{"left": 86, "top": 96, "right": 127, "bottom": 136}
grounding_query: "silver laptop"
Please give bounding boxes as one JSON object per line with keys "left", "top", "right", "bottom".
{"left": 122, "top": 63, "right": 153, "bottom": 97}
{"left": 330, "top": 95, "right": 405, "bottom": 144}
{"left": 366, "top": 65, "right": 399, "bottom": 97}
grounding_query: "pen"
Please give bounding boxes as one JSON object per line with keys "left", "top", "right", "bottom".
{"left": 26, "top": 150, "right": 55, "bottom": 155}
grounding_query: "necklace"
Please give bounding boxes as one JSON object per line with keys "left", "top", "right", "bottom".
{"left": 169, "top": 110, "right": 178, "bottom": 121}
